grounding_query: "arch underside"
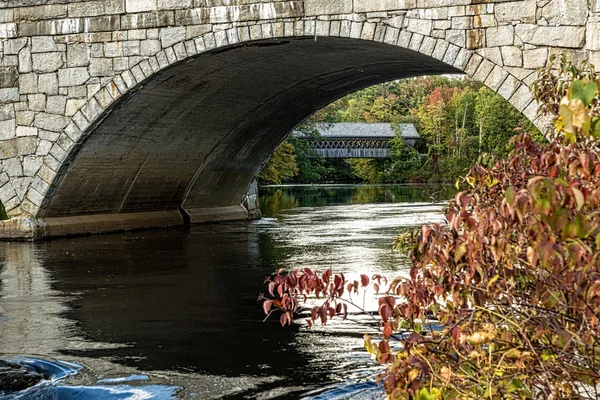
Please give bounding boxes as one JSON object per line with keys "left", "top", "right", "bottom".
{"left": 39, "top": 37, "right": 460, "bottom": 224}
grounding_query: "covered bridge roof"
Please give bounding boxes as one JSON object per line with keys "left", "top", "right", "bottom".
{"left": 299, "top": 123, "right": 419, "bottom": 139}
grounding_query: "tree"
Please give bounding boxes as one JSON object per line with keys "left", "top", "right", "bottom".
{"left": 258, "top": 141, "right": 297, "bottom": 185}
{"left": 261, "top": 57, "right": 600, "bottom": 399}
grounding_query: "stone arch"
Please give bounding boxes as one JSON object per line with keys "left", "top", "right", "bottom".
{"left": 2, "top": 17, "right": 543, "bottom": 238}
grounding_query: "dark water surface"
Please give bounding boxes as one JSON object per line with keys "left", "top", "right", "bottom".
{"left": 0, "top": 184, "right": 449, "bottom": 399}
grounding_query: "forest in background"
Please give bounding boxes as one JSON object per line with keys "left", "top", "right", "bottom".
{"left": 259, "top": 76, "right": 542, "bottom": 184}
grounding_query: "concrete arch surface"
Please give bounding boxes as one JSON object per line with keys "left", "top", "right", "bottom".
{"left": 0, "top": 0, "right": 594, "bottom": 238}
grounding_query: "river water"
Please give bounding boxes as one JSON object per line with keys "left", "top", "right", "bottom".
{"left": 0, "top": 184, "right": 450, "bottom": 399}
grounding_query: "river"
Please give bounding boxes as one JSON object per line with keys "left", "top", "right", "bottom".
{"left": 0, "top": 184, "right": 451, "bottom": 399}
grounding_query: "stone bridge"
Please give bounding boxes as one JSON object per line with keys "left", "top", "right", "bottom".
{"left": 0, "top": 0, "right": 597, "bottom": 239}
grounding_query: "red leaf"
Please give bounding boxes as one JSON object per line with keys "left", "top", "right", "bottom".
{"left": 383, "top": 322, "right": 392, "bottom": 338}
{"left": 360, "top": 274, "right": 369, "bottom": 287}
{"left": 268, "top": 282, "right": 276, "bottom": 296}
{"left": 379, "top": 304, "right": 392, "bottom": 323}
{"left": 263, "top": 300, "right": 272, "bottom": 315}
{"left": 311, "top": 306, "right": 319, "bottom": 320}
{"left": 319, "top": 306, "right": 328, "bottom": 325}
{"left": 280, "top": 313, "right": 287, "bottom": 327}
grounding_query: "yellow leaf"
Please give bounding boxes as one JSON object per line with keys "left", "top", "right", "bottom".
{"left": 440, "top": 366, "right": 451, "bottom": 383}
{"left": 572, "top": 188, "right": 585, "bottom": 211}
{"left": 408, "top": 369, "right": 420, "bottom": 381}
{"left": 487, "top": 274, "right": 500, "bottom": 290}
{"left": 454, "top": 243, "right": 467, "bottom": 263}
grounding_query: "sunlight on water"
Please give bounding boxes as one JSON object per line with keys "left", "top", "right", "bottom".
{"left": 0, "top": 184, "right": 450, "bottom": 399}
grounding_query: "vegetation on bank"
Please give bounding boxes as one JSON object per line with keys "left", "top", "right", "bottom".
{"left": 261, "top": 56, "right": 600, "bottom": 399}
{"left": 259, "top": 76, "right": 541, "bottom": 185}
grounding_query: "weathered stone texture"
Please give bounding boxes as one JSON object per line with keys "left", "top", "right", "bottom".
{"left": 0, "top": 0, "right": 597, "bottom": 237}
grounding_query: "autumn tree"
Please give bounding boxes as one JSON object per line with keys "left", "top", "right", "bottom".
{"left": 261, "top": 56, "right": 600, "bottom": 399}
{"left": 258, "top": 141, "right": 298, "bottom": 185}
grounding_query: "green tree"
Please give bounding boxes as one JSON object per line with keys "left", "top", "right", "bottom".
{"left": 258, "top": 141, "right": 297, "bottom": 185}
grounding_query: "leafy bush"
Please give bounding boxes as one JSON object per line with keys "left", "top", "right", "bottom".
{"left": 261, "top": 58, "right": 600, "bottom": 399}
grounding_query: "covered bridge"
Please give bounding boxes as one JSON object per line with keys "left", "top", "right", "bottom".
{"left": 299, "top": 123, "right": 419, "bottom": 158}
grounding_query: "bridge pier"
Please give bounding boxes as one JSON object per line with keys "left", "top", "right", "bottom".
{"left": 0, "top": 180, "right": 261, "bottom": 240}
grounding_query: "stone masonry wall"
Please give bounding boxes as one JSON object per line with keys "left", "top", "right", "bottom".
{"left": 0, "top": 0, "right": 599, "bottom": 222}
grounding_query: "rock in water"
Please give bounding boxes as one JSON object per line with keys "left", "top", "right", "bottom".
{"left": 0, "top": 360, "right": 46, "bottom": 393}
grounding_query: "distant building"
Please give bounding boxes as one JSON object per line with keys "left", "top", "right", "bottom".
{"left": 295, "top": 122, "right": 420, "bottom": 158}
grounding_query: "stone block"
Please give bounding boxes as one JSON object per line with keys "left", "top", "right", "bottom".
{"left": 22, "top": 156, "right": 44, "bottom": 177}
{"left": 0, "top": 66, "right": 18, "bottom": 88}
{"left": 0, "top": 88, "right": 19, "bottom": 104}
{"left": 354, "top": 0, "right": 406, "bottom": 12}
{"left": 126, "top": 0, "right": 158, "bottom": 13}
{"left": 3, "top": 158, "right": 23, "bottom": 177}
{"left": 46, "top": 95, "right": 67, "bottom": 114}
{"left": 89, "top": 58, "right": 114, "bottom": 77}
{"left": 0, "top": 104, "right": 15, "bottom": 121}
{"left": 0, "top": 137, "right": 37, "bottom": 160}
{"left": 59, "top": 67, "right": 90, "bottom": 86}
{"left": 0, "top": 10, "right": 13, "bottom": 24}
{"left": 34, "top": 113, "right": 70, "bottom": 132}
{"left": 523, "top": 48, "right": 549, "bottom": 69}
{"left": 18, "top": 47, "right": 32, "bottom": 74}
{"left": 305, "top": 0, "right": 352, "bottom": 16}
{"left": 20, "top": 19, "right": 83, "bottom": 36}
{"left": 515, "top": 25, "right": 585, "bottom": 48}
{"left": 16, "top": 111, "right": 34, "bottom": 125}
{"left": 67, "top": 0, "right": 126, "bottom": 17}
{"left": 38, "top": 73, "right": 59, "bottom": 95}
{"left": 0, "top": 24, "right": 18, "bottom": 39}
{"left": 3, "top": 38, "right": 27, "bottom": 55}
{"left": 32, "top": 53, "right": 64, "bottom": 73}
{"left": 486, "top": 25, "right": 513, "bottom": 47}
{"left": 541, "top": 0, "right": 587, "bottom": 26}
{"left": 501, "top": 46, "right": 523, "bottom": 67}
{"left": 67, "top": 86, "right": 87, "bottom": 98}
{"left": 157, "top": 0, "right": 192, "bottom": 9}
{"left": 85, "top": 15, "right": 121, "bottom": 32}
{"left": 67, "top": 44, "right": 90, "bottom": 67}
{"left": 446, "top": 29, "right": 465, "bottom": 47}
{"left": 121, "top": 11, "right": 174, "bottom": 29}
{"left": 38, "top": 129, "right": 59, "bottom": 142}
{"left": 49, "top": 143, "right": 67, "bottom": 160}
{"left": 56, "top": 133, "right": 74, "bottom": 152}
{"left": 496, "top": 1, "right": 536, "bottom": 24}
{"left": 485, "top": 65, "right": 509, "bottom": 90}
{"left": 31, "top": 37, "right": 61, "bottom": 53}
{"left": 14, "top": 4, "right": 67, "bottom": 21}
{"left": 36, "top": 140, "right": 53, "bottom": 155}
{"left": 16, "top": 126, "right": 38, "bottom": 137}
{"left": 161, "top": 26, "right": 186, "bottom": 48}
{"left": 65, "top": 99, "right": 87, "bottom": 116}
{"left": 0, "top": 119, "right": 16, "bottom": 140}
{"left": 19, "top": 74, "right": 38, "bottom": 94}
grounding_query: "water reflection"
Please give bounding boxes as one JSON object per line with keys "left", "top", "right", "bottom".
{"left": 260, "top": 184, "right": 454, "bottom": 217}
{"left": 0, "top": 243, "right": 79, "bottom": 355}
{"left": 0, "top": 184, "right": 451, "bottom": 399}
